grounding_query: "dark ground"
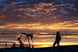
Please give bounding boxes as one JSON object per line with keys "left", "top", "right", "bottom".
{"left": 0, "top": 45, "right": 78, "bottom": 52}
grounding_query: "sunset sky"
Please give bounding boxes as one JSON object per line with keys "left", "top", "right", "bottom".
{"left": 0, "top": 0, "right": 78, "bottom": 48}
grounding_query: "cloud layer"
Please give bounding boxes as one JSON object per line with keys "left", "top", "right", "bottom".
{"left": 0, "top": 0, "right": 78, "bottom": 33}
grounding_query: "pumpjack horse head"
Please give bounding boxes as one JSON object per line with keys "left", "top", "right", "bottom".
{"left": 21, "top": 32, "right": 33, "bottom": 39}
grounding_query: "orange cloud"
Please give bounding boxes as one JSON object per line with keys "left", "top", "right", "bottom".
{"left": 0, "top": 20, "right": 78, "bottom": 30}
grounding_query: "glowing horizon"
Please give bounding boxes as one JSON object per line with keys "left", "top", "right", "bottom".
{"left": 0, "top": 42, "right": 78, "bottom": 48}
{"left": 0, "top": 34, "right": 78, "bottom": 48}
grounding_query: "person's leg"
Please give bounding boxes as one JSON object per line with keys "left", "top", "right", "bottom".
{"left": 57, "top": 41, "right": 60, "bottom": 47}
{"left": 57, "top": 42, "right": 59, "bottom": 47}
{"left": 53, "top": 41, "right": 56, "bottom": 47}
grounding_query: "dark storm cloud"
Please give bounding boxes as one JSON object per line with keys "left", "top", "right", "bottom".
{"left": 0, "top": 2, "right": 78, "bottom": 24}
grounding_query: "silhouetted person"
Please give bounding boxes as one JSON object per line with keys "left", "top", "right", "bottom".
{"left": 17, "top": 37, "right": 24, "bottom": 48}
{"left": 53, "top": 32, "right": 61, "bottom": 47}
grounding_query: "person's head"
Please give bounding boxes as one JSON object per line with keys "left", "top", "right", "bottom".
{"left": 57, "top": 31, "right": 59, "bottom": 33}
{"left": 57, "top": 31, "right": 60, "bottom": 35}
